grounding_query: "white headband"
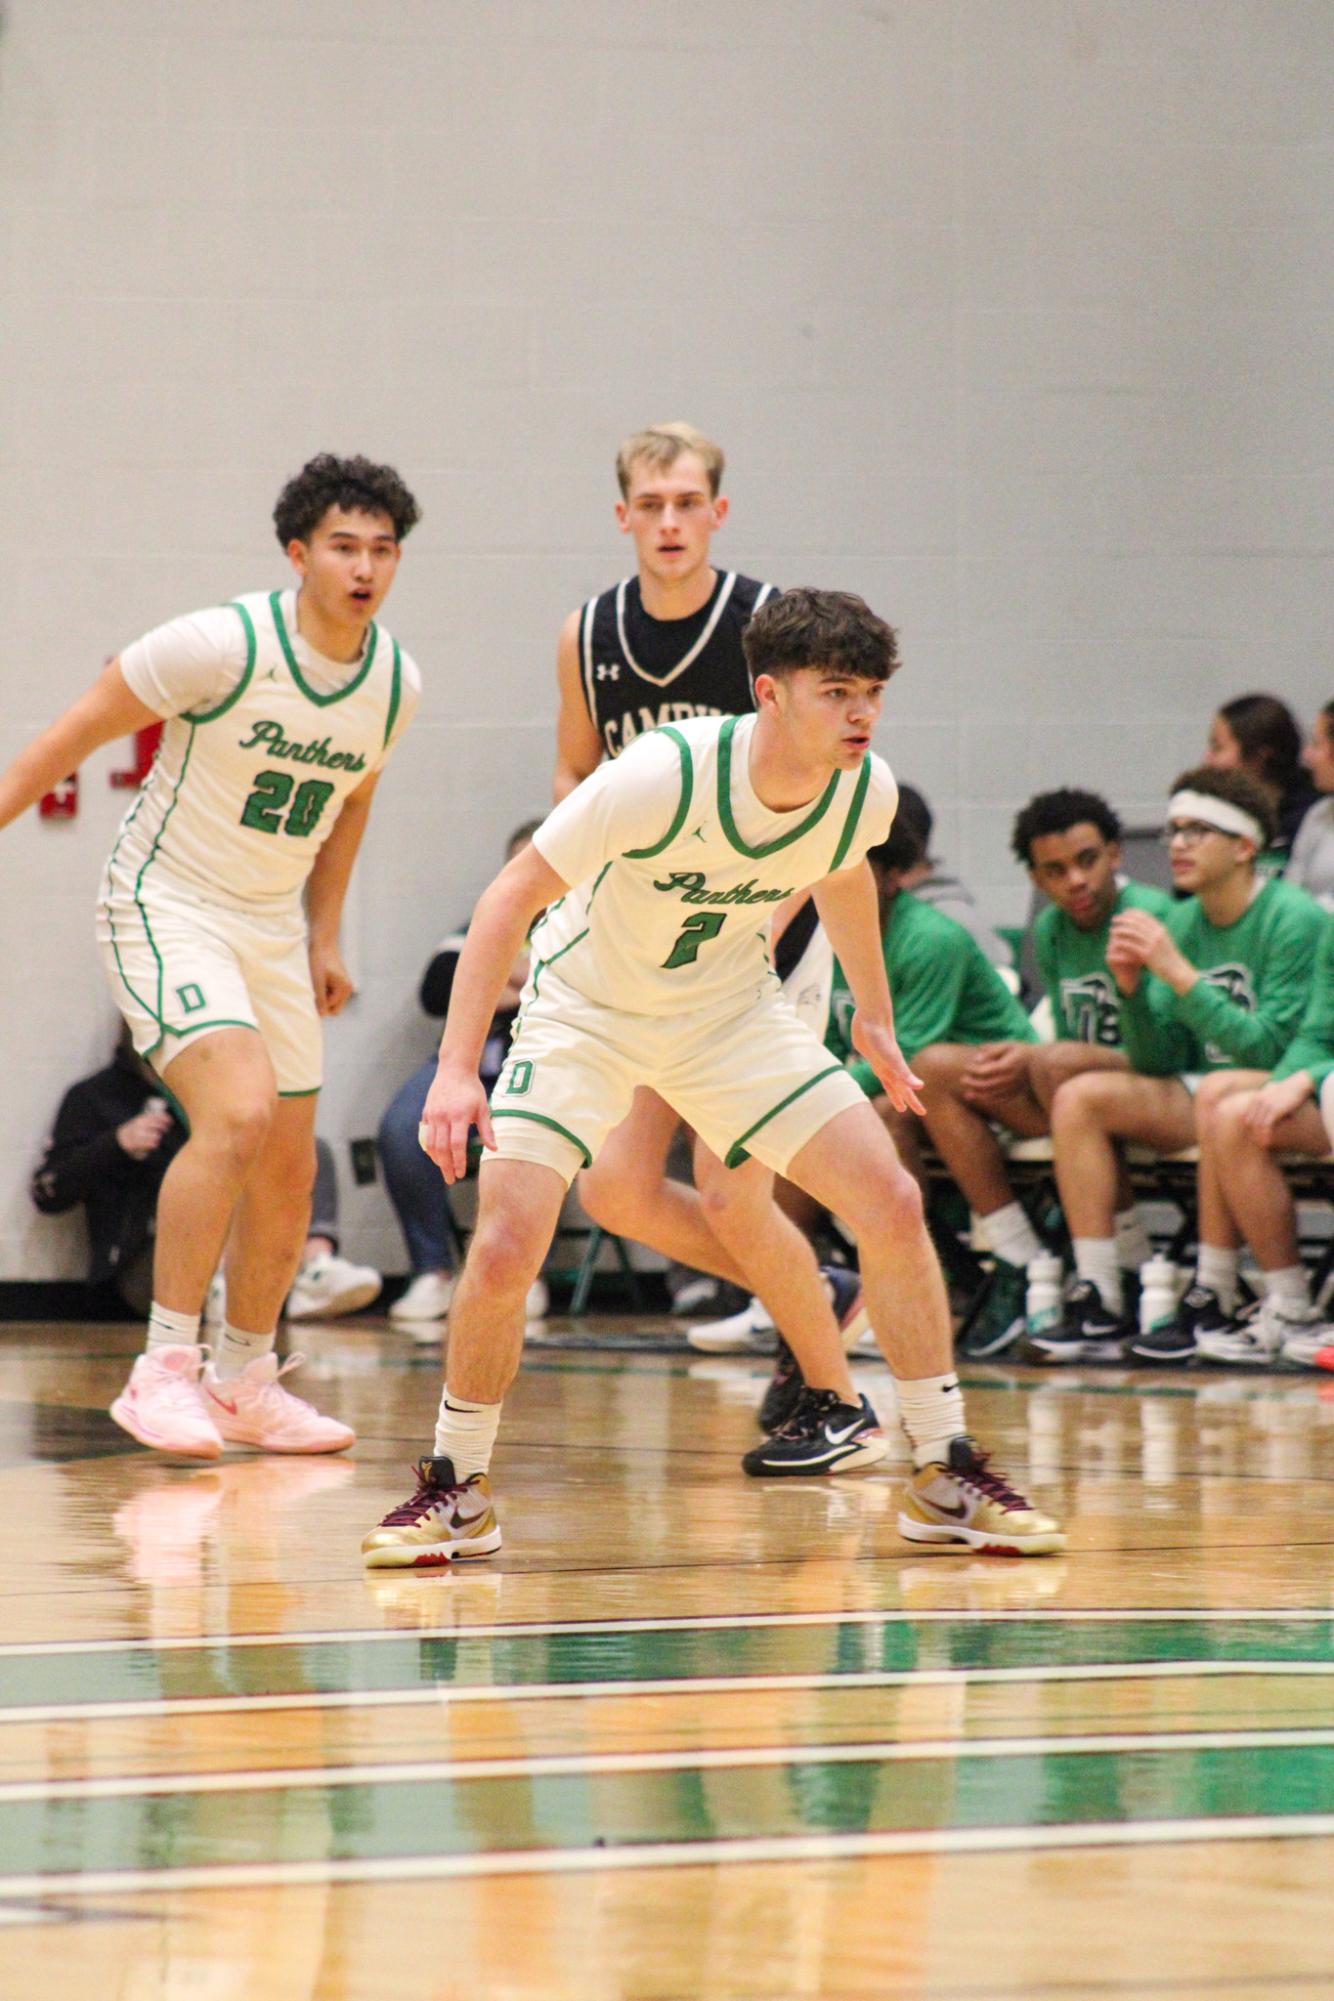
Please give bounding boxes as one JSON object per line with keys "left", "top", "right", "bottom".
{"left": 1168, "top": 790, "right": 1264, "bottom": 846}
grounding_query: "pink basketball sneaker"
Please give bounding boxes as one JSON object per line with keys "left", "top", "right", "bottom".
{"left": 110, "top": 1345, "right": 224, "bottom": 1460}
{"left": 203, "top": 1354, "right": 355, "bottom": 1454}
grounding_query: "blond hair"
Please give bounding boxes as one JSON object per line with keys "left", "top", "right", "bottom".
{"left": 615, "top": 422, "right": 725, "bottom": 499}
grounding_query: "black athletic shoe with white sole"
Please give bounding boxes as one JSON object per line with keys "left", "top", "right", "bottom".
{"left": 756, "top": 1266, "right": 870, "bottom": 1433}
{"left": 741, "top": 1389, "right": 887, "bottom": 1477}
{"left": 1129, "top": 1282, "right": 1229, "bottom": 1363}
{"left": 1024, "top": 1279, "right": 1131, "bottom": 1364}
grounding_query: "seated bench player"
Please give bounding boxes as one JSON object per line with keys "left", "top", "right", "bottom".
{"left": 362, "top": 588, "right": 1065, "bottom": 1567}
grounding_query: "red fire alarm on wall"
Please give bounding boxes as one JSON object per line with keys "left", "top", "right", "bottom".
{"left": 110, "top": 723, "right": 162, "bottom": 789}
{"left": 39, "top": 774, "right": 79, "bottom": 819}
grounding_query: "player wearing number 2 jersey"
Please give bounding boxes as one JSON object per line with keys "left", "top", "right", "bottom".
{"left": 365, "top": 589, "right": 1064, "bottom": 1566}
{"left": 0, "top": 454, "right": 421, "bottom": 1462}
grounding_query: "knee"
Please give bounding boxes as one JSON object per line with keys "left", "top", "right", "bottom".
{"left": 1209, "top": 1090, "right": 1251, "bottom": 1145}
{"left": 850, "top": 1161, "right": 924, "bottom": 1242}
{"left": 199, "top": 1092, "right": 276, "bottom": 1172}
{"left": 1049, "top": 1070, "right": 1111, "bottom": 1138}
{"left": 466, "top": 1217, "right": 541, "bottom": 1295}
{"left": 696, "top": 1173, "right": 753, "bottom": 1235}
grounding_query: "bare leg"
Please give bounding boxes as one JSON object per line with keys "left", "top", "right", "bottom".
{"left": 787, "top": 1102, "right": 952, "bottom": 1381}
{"left": 1211, "top": 1092, "right": 1331, "bottom": 1270}
{"left": 912, "top": 1043, "right": 1045, "bottom": 1217}
{"left": 1052, "top": 1071, "right": 1197, "bottom": 1239}
{"left": 578, "top": 1088, "right": 749, "bottom": 1286}
{"left": 692, "top": 1143, "right": 855, "bottom": 1401}
{"left": 1032, "top": 1043, "right": 1138, "bottom": 1213}
{"left": 443, "top": 1159, "right": 568, "bottom": 1405}
{"left": 224, "top": 1095, "right": 319, "bottom": 1331}
{"left": 154, "top": 1029, "right": 280, "bottom": 1313}
{"left": 1193, "top": 1070, "right": 1268, "bottom": 1252}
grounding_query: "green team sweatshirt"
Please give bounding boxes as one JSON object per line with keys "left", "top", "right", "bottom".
{"left": 1273, "top": 918, "right": 1334, "bottom": 1097}
{"left": 1034, "top": 879, "right": 1175, "bottom": 1046}
{"left": 1117, "top": 876, "right": 1328, "bottom": 1075}
{"left": 827, "top": 890, "right": 1035, "bottom": 1097}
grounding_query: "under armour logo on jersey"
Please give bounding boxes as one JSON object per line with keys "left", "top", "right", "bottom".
{"left": 595, "top": 662, "right": 621, "bottom": 681}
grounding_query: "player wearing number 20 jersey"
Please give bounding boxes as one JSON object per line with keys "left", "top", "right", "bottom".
{"left": 98, "top": 587, "right": 419, "bottom": 1090}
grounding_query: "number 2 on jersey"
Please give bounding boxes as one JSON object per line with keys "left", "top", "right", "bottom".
{"left": 662, "top": 910, "right": 727, "bottom": 969}
{"left": 240, "top": 771, "right": 336, "bottom": 839}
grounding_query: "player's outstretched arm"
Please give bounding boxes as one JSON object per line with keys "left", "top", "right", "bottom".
{"left": 420, "top": 843, "right": 570, "bottom": 1183}
{"left": 814, "top": 862, "right": 925, "bottom": 1116}
{"left": 305, "top": 770, "right": 379, "bottom": 1016}
{"left": 0, "top": 659, "right": 160, "bottom": 833}
{"left": 553, "top": 609, "right": 603, "bottom": 802}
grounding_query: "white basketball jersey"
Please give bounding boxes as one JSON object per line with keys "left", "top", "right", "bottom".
{"left": 529, "top": 714, "right": 897, "bottom": 1020}
{"left": 103, "top": 591, "right": 408, "bottom": 916}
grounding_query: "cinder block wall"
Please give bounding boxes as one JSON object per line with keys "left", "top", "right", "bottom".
{"left": 2, "top": 1, "right": 1327, "bottom": 1275}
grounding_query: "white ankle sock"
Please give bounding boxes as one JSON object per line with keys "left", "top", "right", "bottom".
{"left": 1114, "top": 1206, "right": 1153, "bottom": 1271}
{"left": 1266, "top": 1265, "right": 1311, "bottom": 1308}
{"left": 982, "top": 1202, "right": 1044, "bottom": 1271}
{"left": 1073, "top": 1239, "right": 1123, "bottom": 1313}
{"left": 434, "top": 1389, "right": 502, "bottom": 1479}
{"left": 895, "top": 1371, "right": 967, "bottom": 1470}
{"left": 145, "top": 1301, "right": 202, "bottom": 1354}
{"left": 1196, "top": 1245, "right": 1239, "bottom": 1312}
{"left": 216, "top": 1321, "right": 276, "bottom": 1379}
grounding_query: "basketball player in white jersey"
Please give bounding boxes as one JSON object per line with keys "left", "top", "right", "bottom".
{"left": 552, "top": 423, "right": 865, "bottom": 1373}
{"left": 0, "top": 454, "right": 422, "bottom": 1458}
{"left": 364, "top": 590, "right": 1064, "bottom": 1565}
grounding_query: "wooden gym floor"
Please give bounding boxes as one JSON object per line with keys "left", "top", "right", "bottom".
{"left": 2, "top": 1312, "right": 1334, "bottom": 1999}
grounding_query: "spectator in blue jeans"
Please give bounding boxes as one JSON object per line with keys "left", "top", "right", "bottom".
{"left": 381, "top": 820, "right": 547, "bottom": 1337}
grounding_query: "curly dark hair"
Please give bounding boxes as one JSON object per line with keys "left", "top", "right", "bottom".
{"left": 273, "top": 453, "right": 421, "bottom": 547}
{"left": 1169, "top": 764, "right": 1278, "bottom": 849}
{"left": 742, "top": 587, "right": 899, "bottom": 686}
{"left": 1010, "top": 788, "right": 1122, "bottom": 867}
{"left": 865, "top": 815, "right": 924, "bottom": 877}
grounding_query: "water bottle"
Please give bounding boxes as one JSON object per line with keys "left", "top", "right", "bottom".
{"left": 1139, "top": 1254, "right": 1179, "bottom": 1334}
{"left": 1025, "top": 1252, "right": 1064, "bottom": 1335}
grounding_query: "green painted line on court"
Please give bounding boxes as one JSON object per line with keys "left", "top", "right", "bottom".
{"left": 3, "top": 1618, "right": 1333, "bottom": 1712}
{"left": 4, "top": 1740, "right": 1334, "bottom": 1880}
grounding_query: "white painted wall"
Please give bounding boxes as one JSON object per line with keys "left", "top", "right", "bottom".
{"left": 2, "top": 0, "right": 1329, "bottom": 1276}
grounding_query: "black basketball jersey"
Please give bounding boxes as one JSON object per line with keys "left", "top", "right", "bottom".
{"left": 579, "top": 571, "right": 778, "bottom": 758}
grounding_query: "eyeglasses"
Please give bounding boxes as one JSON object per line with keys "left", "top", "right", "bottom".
{"left": 1159, "top": 821, "right": 1237, "bottom": 849}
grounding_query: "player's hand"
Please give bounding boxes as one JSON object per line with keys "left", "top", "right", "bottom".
{"left": 961, "top": 1041, "right": 1028, "bottom": 1103}
{"left": 1110, "top": 909, "right": 1190, "bottom": 987}
{"left": 851, "top": 1014, "right": 925, "bottom": 1117}
{"left": 1104, "top": 927, "right": 1144, "bottom": 996}
{"left": 418, "top": 1065, "right": 496, "bottom": 1184}
{"left": 116, "top": 1108, "right": 171, "bottom": 1159}
{"left": 309, "top": 939, "right": 354, "bottom": 1016}
{"left": 1241, "top": 1071, "right": 1313, "bottom": 1145}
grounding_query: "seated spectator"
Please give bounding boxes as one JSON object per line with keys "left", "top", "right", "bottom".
{"left": 891, "top": 783, "right": 1012, "bottom": 967}
{"left": 1132, "top": 919, "right": 1334, "bottom": 1367}
{"left": 1041, "top": 767, "right": 1327, "bottom": 1363}
{"left": 380, "top": 820, "right": 548, "bottom": 1335}
{"left": 1285, "top": 698, "right": 1334, "bottom": 908}
{"left": 1205, "top": 692, "right": 1317, "bottom": 864}
{"left": 912, "top": 788, "right": 1176, "bottom": 1357}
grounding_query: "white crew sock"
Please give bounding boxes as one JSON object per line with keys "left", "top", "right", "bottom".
{"left": 145, "top": 1301, "right": 202, "bottom": 1354}
{"left": 1114, "top": 1206, "right": 1153, "bottom": 1272}
{"left": 1196, "top": 1244, "right": 1239, "bottom": 1313}
{"left": 216, "top": 1320, "right": 276, "bottom": 1379}
{"left": 1073, "top": 1239, "right": 1123, "bottom": 1313}
{"left": 1265, "top": 1265, "right": 1312, "bottom": 1309}
{"left": 982, "top": 1202, "right": 1044, "bottom": 1272}
{"left": 895, "top": 1371, "right": 968, "bottom": 1470}
{"left": 434, "top": 1389, "right": 503, "bottom": 1479}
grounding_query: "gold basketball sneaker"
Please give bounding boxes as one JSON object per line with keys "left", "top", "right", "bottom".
{"left": 361, "top": 1456, "right": 502, "bottom": 1568}
{"left": 898, "top": 1436, "right": 1066, "bottom": 1557}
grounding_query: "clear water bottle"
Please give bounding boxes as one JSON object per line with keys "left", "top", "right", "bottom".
{"left": 1025, "top": 1252, "right": 1064, "bottom": 1335}
{"left": 1139, "top": 1253, "right": 1180, "bottom": 1334}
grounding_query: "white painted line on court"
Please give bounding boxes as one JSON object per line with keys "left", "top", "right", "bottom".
{"left": 2, "top": 1606, "right": 1332, "bottom": 1660}
{"left": 5, "top": 1812, "right": 1334, "bottom": 1899}
{"left": 1, "top": 1724, "right": 1331, "bottom": 1806}
{"left": 3, "top": 1657, "right": 1333, "bottom": 1726}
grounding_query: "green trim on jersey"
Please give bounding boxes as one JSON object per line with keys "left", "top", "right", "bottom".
{"left": 530, "top": 927, "right": 590, "bottom": 1004}
{"left": 185, "top": 602, "right": 258, "bottom": 725}
{"left": 383, "top": 638, "right": 403, "bottom": 749}
{"left": 828, "top": 756, "right": 872, "bottom": 872}
{"left": 270, "top": 592, "right": 380, "bottom": 707}
{"left": 491, "top": 1107, "right": 592, "bottom": 1168}
{"left": 716, "top": 714, "right": 839, "bottom": 858}
{"left": 278, "top": 1086, "right": 321, "bottom": 1098}
{"left": 624, "top": 727, "right": 694, "bottom": 859}
{"left": 724, "top": 1064, "right": 847, "bottom": 1169}
{"left": 104, "top": 722, "right": 207, "bottom": 1028}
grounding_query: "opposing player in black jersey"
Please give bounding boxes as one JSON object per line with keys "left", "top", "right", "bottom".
{"left": 551, "top": 424, "right": 868, "bottom": 1421}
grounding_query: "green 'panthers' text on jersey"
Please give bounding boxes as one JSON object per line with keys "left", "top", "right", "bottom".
{"left": 528, "top": 714, "right": 897, "bottom": 1020}
{"left": 104, "top": 590, "right": 419, "bottom": 916}
{"left": 1118, "top": 876, "right": 1328, "bottom": 1075}
{"left": 1034, "top": 880, "right": 1175, "bottom": 1046}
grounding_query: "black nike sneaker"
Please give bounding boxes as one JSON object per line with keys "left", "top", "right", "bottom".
{"left": 741, "top": 1388, "right": 887, "bottom": 1477}
{"left": 1024, "top": 1279, "right": 1131, "bottom": 1364}
{"left": 1129, "top": 1281, "right": 1229, "bottom": 1363}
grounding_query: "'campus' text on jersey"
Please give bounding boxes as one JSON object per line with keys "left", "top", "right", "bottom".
{"left": 528, "top": 714, "right": 897, "bottom": 1020}
{"left": 579, "top": 572, "right": 777, "bottom": 758}
{"left": 103, "top": 590, "right": 419, "bottom": 917}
